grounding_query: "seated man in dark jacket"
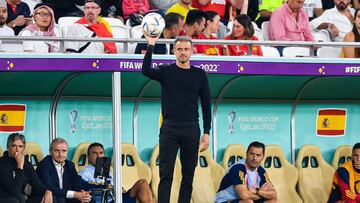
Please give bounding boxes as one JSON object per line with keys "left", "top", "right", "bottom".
{"left": 36, "top": 137, "right": 94, "bottom": 203}
{"left": 0, "top": 133, "right": 52, "bottom": 203}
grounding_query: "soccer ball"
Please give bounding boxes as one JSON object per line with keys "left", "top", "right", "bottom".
{"left": 141, "top": 13, "right": 165, "bottom": 37}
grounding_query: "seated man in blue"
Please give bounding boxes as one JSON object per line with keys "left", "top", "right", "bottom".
{"left": 78, "top": 142, "right": 154, "bottom": 203}
{"left": 215, "top": 141, "right": 278, "bottom": 203}
{"left": 36, "top": 138, "right": 94, "bottom": 203}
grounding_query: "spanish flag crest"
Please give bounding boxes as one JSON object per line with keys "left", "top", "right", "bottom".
{"left": 316, "top": 109, "right": 346, "bottom": 136}
{"left": 0, "top": 104, "right": 26, "bottom": 132}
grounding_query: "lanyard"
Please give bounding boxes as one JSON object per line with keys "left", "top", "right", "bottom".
{"left": 245, "top": 166, "right": 258, "bottom": 189}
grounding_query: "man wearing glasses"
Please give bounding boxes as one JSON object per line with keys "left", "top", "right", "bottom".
{"left": 64, "top": 0, "right": 117, "bottom": 54}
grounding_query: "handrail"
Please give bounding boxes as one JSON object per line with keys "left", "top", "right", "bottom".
{"left": 2, "top": 36, "right": 360, "bottom": 48}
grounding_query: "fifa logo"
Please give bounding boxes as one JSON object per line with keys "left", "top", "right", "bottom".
{"left": 0, "top": 113, "right": 8, "bottom": 124}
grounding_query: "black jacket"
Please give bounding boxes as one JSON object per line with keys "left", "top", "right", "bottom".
{"left": 0, "top": 151, "right": 47, "bottom": 202}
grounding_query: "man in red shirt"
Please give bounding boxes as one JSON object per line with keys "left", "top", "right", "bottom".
{"left": 179, "top": 9, "right": 208, "bottom": 54}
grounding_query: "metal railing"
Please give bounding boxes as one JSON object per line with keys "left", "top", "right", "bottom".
{"left": 2, "top": 35, "right": 360, "bottom": 56}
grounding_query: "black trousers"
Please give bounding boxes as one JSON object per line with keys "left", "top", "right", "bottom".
{"left": 158, "top": 124, "right": 200, "bottom": 203}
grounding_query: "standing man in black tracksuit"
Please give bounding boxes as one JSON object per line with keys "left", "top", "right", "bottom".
{"left": 142, "top": 35, "right": 212, "bottom": 203}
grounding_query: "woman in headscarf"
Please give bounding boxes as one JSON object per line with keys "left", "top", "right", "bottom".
{"left": 19, "top": 3, "right": 59, "bottom": 53}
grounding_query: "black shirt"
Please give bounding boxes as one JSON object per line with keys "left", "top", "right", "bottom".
{"left": 6, "top": 2, "right": 30, "bottom": 35}
{"left": 142, "top": 45, "right": 212, "bottom": 134}
{"left": 0, "top": 151, "right": 47, "bottom": 201}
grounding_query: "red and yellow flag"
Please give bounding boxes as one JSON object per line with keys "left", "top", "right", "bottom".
{"left": 316, "top": 109, "right": 346, "bottom": 136}
{"left": 0, "top": 104, "right": 26, "bottom": 132}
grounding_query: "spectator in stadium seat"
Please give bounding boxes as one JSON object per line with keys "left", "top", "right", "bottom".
{"left": 269, "top": 0, "right": 314, "bottom": 42}
{"left": 6, "top": 0, "right": 31, "bottom": 35}
{"left": 19, "top": 3, "right": 59, "bottom": 53}
{"left": 166, "top": 0, "right": 196, "bottom": 22}
{"left": 149, "top": 0, "right": 177, "bottom": 13}
{"left": 0, "top": 133, "right": 53, "bottom": 203}
{"left": 343, "top": 9, "right": 360, "bottom": 57}
{"left": 122, "top": 0, "right": 150, "bottom": 20}
{"left": 79, "top": 142, "right": 154, "bottom": 203}
{"left": 304, "top": 0, "right": 323, "bottom": 20}
{"left": 64, "top": 0, "right": 117, "bottom": 54}
{"left": 179, "top": 9, "right": 208, "bottom": 54}
{"left": 135, "top": 12, "right": 183, "bottom": 54}
{"left": 328, "top": 143, "right": 360, "bottom": 202}
{"left": 36, "top": 138, "right": 94, "bottom": 203}
{"left": 0, "top": 0, "right": 14, "bottom": 36}
{"left": 215, "top": 141, "right": 278, "bottom": 203}
{"left": 223, "top": 14, "right": 263, "bottom": 56}
{"left": 202, "top": 11, "right": 222, "bottom": 55}
{"left": 310, "top": 0, "right": 354, "bottom": 42}
{"left": 42, "top": 0, "right": 84, "bottom": 22}
{"left": 255, "top": 0, "right": 283, "bottom": 28}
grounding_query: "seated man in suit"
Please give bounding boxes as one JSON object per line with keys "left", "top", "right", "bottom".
{"left": 36, "top": 138, "right": 93, "bottom": 203}
{"left": 78, "top": 142, "right": 154, "bottom": 203}
{"left": 0, "top": 133, "right": 53, "bottom": 203}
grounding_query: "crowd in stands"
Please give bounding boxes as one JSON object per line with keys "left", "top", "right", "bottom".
{"left": 0, "top": 0, "right": 359, "bottom": 57}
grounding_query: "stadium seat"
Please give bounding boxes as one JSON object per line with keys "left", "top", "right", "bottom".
{"left": 282, "top": 47, "right": 311, "bottom": 57}
{"left": 128, "top": 25, "right": 143, "bottom": 54}
{"left": 24, "top": 142, "right": 44, "bottom": 167}
{"left": 317, "top": 47, "right": 342, "bottom": 58}
{"left": 332, "top": 145, "right": 352, "bottom": 168}
{"left": 312, "top": 30, "right": 331, "bottom": 42}
{"left": 111, "top": 25, "right": 130, "bottom": 53}
{"left": 261, "top": 46, "right": 281, "bottom": 57}
{"left": 252, "top": 21, "right": 259, "bottom": 29}
{"left": 1, "top": 41, "right": 23, "bottom": 53}
{"left": 254, "top": 29, "right": 264, "bottom": 41}
{"left": 72, "top": 142, "right": 91, "bottom": 172}
{"left": 23, "top": 0, "right": 39, "bottom": 13}
{"left": 122, "top": 143, "right": 152, "bottom": 191}
{"left": 103, "top": 17, "right": 124, "bottom": 26}
{"left": 262, "top": 144, "right": 303, "bottom": 203}
{"left": 261, "top": 21, "right": 270, "bottom": 41}
{"left": 192, "top": 149, "right": 224, "bottom": 203}
{"left": 58, "top": 16, "right": 81, "bottom": 27}
{"left": 58, "top": 17, "right": 81, "bottom": 36}
{"left": 221, "top": 144, "right": 246, "bottom": 170}
{"left": 149, "top": 144, "right": 182, "bottom": 203}
{"left": 227, "top": 21, "right": 233, "bottom": 33}
{"left": 296, "top": 145, "right": 335, "bottom": 203}
{"left": 125, "top": 19, "right": 132, "bottom": 27}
